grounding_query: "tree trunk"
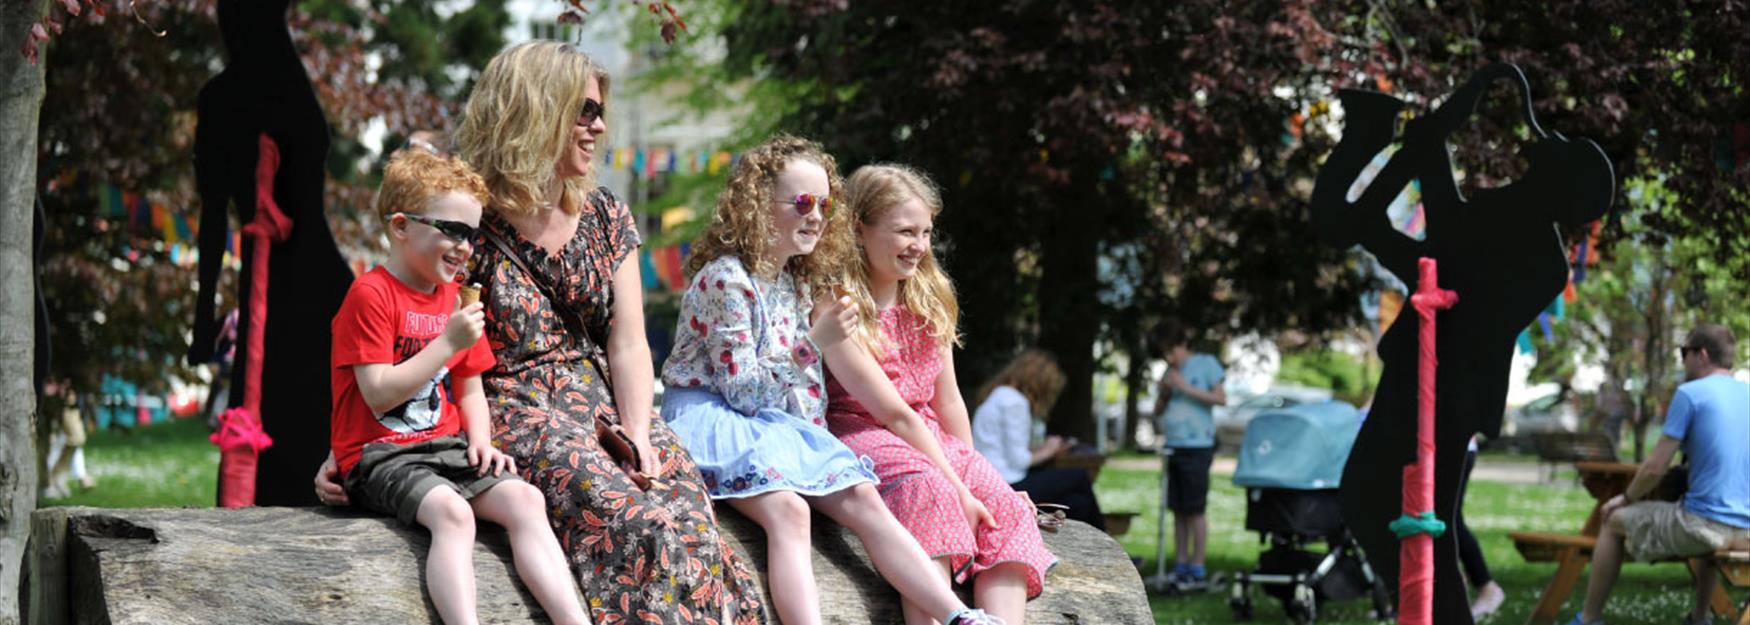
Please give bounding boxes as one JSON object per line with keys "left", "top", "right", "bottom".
{"left": 27, "top": 506, "right": 1153, "bottom": 625}
{"left": 1632, "top": 260, "right": 1675, "bottom": 463}
{"left": 939, "top": 188, "right": 1026, "bottom": 398}
{"left": 1039, "top": 171, "right": 1106, "bottom": 444}
{"left": 1629, "top": 404, "right": 1648, "bottom": 464}
{"left": 1121, "top": 346, "right": 1147, "bottom": 452}
{"left": 3, "top": 1, "right": 50, "bottom": 622}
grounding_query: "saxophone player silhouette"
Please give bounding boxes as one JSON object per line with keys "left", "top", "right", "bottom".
{"left": 1313, "top": 63, "right": 1614, "bottom": 624}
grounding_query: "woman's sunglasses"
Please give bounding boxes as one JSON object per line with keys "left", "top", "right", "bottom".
{"left": 772, "top": 193, "right": 833, "bottom": 216}
{"left": 395, "top": 213, "right": 476, "bottom": 243}
{"left": 1035, "top": 503, "right": 1069, "bottom": 533}
{"left": 579, "top": 98, "right": 605, "bottom": 126}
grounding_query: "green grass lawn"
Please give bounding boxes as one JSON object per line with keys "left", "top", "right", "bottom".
{"left": 41, "top": 416, "right": 218, "bottom": 509}
{"left": 1095, "top": 453, "right": 1736, "bottom": 624}
{"left": 34, "top": 422, "right": 1740, "bottom": 623}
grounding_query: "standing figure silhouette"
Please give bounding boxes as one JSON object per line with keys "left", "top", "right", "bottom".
{"left": 191, "top": 0, "right": 353, "bottom": 506}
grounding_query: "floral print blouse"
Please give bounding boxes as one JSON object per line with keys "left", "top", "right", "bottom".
{"left": 661, "top": 255, "right": 827, "bottom": 426}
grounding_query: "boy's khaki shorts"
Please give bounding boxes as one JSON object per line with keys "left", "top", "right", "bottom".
{"left": 345, "top": 434, "right": 518, "bottom": 526}
{"left": 1616, "top": 501, "right": 1750, "bottom": 562}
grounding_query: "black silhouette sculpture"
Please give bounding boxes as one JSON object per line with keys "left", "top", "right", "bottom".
{"left": 190, "top": 0, "right": 352, "bottom": 506}
{"left": 1312, "top": 64, "right": 1614, "bottom": 624}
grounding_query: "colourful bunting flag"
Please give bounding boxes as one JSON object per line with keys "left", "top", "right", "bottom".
{"left": 175, "top": 212, "right": 195, "bottom": 241}
{"left": 638, "top": 248, "right": 660, "bottom": 290}
{"left": 657, "top": 245, "right": 685, "bottom": 290}
{"left": 660, "top": 207, "right": 694, "bottom": 231}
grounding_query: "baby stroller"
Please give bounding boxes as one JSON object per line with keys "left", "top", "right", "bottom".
{"left": 1227, "top": 401, "right": 1393, "bottom": 624}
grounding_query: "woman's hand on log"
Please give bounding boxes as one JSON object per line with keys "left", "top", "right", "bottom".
{"left": 314, "top": 452, "right": 349, "bottom": 507}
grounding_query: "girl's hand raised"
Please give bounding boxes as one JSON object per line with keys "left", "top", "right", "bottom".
{"left": 809, "top": 294, "right": 858, "bottom": 348}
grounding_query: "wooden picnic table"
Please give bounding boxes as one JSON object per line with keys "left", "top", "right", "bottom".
{"left": 1511, "top": 461, "right": 1742, "bottom": 624}
{"left": 1049, "top": 451, "right": 1107, "bottom": 483}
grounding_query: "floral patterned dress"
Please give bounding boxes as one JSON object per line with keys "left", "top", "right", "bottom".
{"left": 472, "top": 188, "right": 765, "bottom": 625}
{"left": 825, "top": 306, "right": 1058, "bottom": 598}
{"left": 659, "top": 256, "right": 877, "bottom": 499}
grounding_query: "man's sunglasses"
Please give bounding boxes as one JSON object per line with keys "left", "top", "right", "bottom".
{"left": 772, "top": 193, "right": 833, "bottom": 216}
{"left": 1679, "top": 345, "right": 1703, "bottom": 358}
{"left": 395, "top": 213, "right": 476, "bottom": 242}
{"left": 579, "top": 98, "right": 605, "bottom": 126}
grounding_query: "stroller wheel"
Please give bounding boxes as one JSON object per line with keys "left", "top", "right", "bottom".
{"left": 1369, "top": 578, "right": 1395, "bottom": 620}
{"left": 1229, "top": 597, "right": 1253, "bottom": 621}
{"left": 1288, "top": 583, "right": 1318, "bottom": 625}
{"left": 1228, "top": 580, "right": 1253, "bottom": 621}
{"left": 1288, "top": 599, "right": 1316, "bottom": 625}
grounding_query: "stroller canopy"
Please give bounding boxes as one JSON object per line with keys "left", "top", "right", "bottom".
{"left": 1232, "top": 400, "right": 1361, "bottom": 490}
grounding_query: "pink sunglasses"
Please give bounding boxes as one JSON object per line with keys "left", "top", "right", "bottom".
{"left": 772, "top": 193, "right": 833, "bottom": 216}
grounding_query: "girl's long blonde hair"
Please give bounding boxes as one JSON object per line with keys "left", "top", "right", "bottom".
{"left": 454, "top": 41, "right": 609, "bottom": 217}
{"left": 976, "top": 349, "right": 1067, "bottom": 419}
{"left": 838, "top": 164, "right": 960, "bottom": 354}
{"left": 684, "top": 135, "right": 848, "bottom": 289}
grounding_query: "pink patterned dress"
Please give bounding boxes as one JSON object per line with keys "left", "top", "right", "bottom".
{"left": 825, "top": 306, "right": 1057, "bottom": 598}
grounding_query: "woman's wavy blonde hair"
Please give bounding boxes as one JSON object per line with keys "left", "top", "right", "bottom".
{"left": 684, "top": 135, "right": 848, "bottom": 288}
{"left": 454, "top": 41, "right": 608, "bottom": 217}
{"left": 838, "top": 164, "right": 960, "bottom": 354}
{"left": 976, "top": 349, "right": 1067, "bottom": 420}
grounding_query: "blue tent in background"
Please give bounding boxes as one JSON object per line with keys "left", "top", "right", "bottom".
{"left": 1233, "top": 400, "right": 1362, "bottom": 490}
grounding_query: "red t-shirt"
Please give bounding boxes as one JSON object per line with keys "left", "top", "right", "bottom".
{"left": 330, "top": 267, "right": 495, "bottom": 475}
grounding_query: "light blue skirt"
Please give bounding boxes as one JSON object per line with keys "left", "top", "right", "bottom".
{"left": 662, "top": 387, "right": 878, "bottom": 500}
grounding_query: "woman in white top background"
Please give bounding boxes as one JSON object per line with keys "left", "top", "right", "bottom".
{"left": 970, "top": 350, "right": 1105, "bottom": 530}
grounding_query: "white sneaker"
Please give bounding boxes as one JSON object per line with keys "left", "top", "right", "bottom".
{"left": 947, "top": 608, "right": 1008, "bottom": 625}
{"left": 1471, "top": 582, "right": 1505, "bottom": 620}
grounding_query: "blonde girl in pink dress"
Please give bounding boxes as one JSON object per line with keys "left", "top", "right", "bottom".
{"left": 821, "top": 164, "right": 1056, "bottom": 625}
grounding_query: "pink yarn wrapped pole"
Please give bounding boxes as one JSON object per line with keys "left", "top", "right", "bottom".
{"left": 1397, "top": 257, "right": 1457, "bottom": 625}
{"left": 211, "top": 134, "right": 290, "bottom": 507}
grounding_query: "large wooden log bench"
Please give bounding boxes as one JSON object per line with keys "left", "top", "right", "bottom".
{"left": 24, "top": 506, "right": 1151, "bottom": 625}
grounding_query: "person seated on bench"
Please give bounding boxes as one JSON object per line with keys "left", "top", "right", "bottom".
{"left": 971, "top": 349, "right": 1106, "bottom": 531}
{"left": 326, "top": 150, "right": 589, "bottom": 625}
{"left": 1568, "top": 323, "right": 1750, "bottom": 625}
{"left": 823, "top": 165, "right": 1057, "bottom": 624}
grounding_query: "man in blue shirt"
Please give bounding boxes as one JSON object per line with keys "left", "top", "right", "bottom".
{"left": 1151, "top": 320, "right": 1227, "bottom": 587}
{"left": 1569, "top": 323, "right": 1750, "bottom": 625}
